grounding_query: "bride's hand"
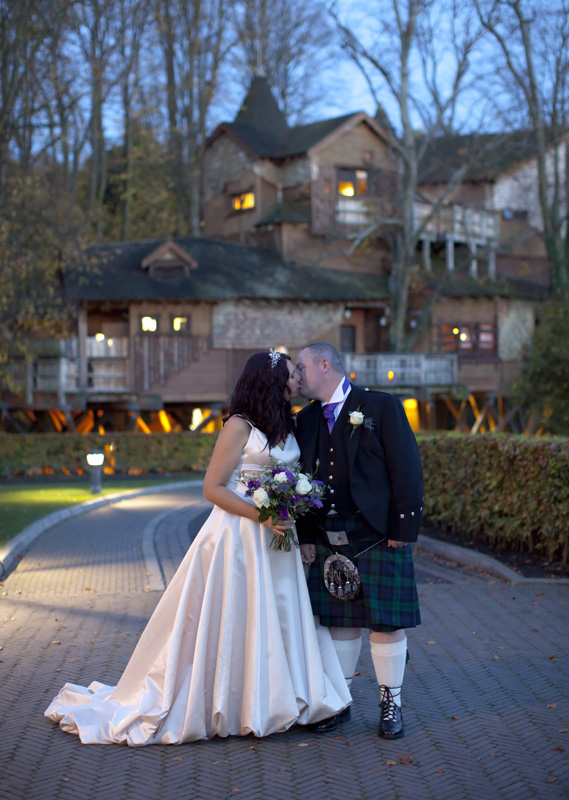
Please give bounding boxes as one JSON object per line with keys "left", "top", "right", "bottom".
{"left": 262, "top": 518, "right": 292, "bottom": 537}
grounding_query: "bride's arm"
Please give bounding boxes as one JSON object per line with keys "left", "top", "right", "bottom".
{"left": 203, "top": 416, "right": 291, "bottom": 533}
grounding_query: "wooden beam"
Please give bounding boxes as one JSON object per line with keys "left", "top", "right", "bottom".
{"left": 471, "top": 400, "right": 490, "bottom": 434}
{"left": 443, "top": 395, "right": 462, "bottom": 421}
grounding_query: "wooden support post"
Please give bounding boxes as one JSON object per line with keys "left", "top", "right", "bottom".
{"left": 446, "top": 234, "right": 455, "bottom": 272}
{"left": 78, "top": 306, "right": 88, "bottom": 396}
{"left": 469, "top": 240, "right": 478, "bottom": 278}
{"left": 471, "top": 400, "right": 490, "bottom": 434}
{"left": 488, "top": 244, "right": 497, "bottom": 280}
{"left": 422, "top": 238, "right": 432, "bottom": 272}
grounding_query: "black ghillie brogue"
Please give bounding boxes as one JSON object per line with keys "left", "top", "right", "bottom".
{"left": 378, "top": 686, "right": 404, "bottom": 739}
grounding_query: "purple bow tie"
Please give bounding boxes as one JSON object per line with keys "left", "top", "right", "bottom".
{"left": 322, "top": 402, "right": 340, "bottom": 433}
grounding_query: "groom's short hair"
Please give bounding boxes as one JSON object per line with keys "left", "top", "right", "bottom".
{"left": 302, "top": 342, "right": 345, "bottom": 373}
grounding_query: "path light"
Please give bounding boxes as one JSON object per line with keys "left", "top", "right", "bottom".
{"left": 86, "top": 450, "right": 105, "bottom": 493}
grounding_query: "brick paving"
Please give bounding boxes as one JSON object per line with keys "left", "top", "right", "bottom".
{"left": 0, "top": 485, "right": 568, "bottom": 800}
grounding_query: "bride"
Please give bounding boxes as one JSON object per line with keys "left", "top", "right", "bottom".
{"left": 45, "top": 349, "right": 351, "bottom": 745}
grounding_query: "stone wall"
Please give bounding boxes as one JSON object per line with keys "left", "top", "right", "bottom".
{"left": 212, "top": 300, "right": 344, "bottom": 350}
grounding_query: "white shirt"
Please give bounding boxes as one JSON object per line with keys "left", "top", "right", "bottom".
{"left": 321, "top": 377, "right": 352, "bottom": 422}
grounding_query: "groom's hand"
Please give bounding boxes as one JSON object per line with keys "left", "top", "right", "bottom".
{"left": 388, "top": 540, "right": 407, "bottom": 548}
{"left": 300, "top": 544, "right": 316, "bottom": 564}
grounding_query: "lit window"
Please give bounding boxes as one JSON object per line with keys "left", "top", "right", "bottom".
{"left": 439, "top": 323, "right": 496, "bottom": 359}
{"left": 172, "top": 316, "right": 188, "bottom": 332}
{"left": 338, "top": 180, "right": 355, "bottom": 197}
{"left": 141, "top": 315, "right": 158, "bottom": 332}
{"left": 337, "top": 169, "right": 368, "bottom": 197}
{"left": 232, "top": 192, "right": 255, "bottom": 211}
{"left": 95, "top": 332, "right": 105, "bottom": 342}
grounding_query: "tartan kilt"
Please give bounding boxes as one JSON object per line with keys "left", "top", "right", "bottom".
{"left": 307, "top": 534, "right": 421, "bottom": 630}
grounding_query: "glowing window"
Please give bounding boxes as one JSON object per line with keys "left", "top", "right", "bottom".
{"left": 172, "top": 316, "right": 188, "bottom": 332}
{"left": 338, "top": 180, "right": 355, "bottom": 197}
{"left": 141, "top": 315, "right": 158, "bottom": 332}
{"left": 337, "top": 169, "right": 368, "bottom": 197}
{"left": 95, "top": 332, "right": 105, "bottom": 342}
{"left": 232, "top": 192, "right": 255, "bottom": 211}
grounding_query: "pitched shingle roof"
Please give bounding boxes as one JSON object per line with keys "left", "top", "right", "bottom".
{"left": 66, "top": 237, "right": 389, "bottom": 302}
{"left": 418, "top": 131, "right": 541, "bottom": 184}
{"left": 213, "top": 76, "right": 369, "bottom": 159}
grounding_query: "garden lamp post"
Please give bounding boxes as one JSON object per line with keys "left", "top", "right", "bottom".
{"left": 86, "top": 450, "right": 105, "bottom": 493}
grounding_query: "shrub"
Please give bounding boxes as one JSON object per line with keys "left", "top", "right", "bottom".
{"left": 0, "top": 432, "right": 216, "bottom": 476}
{"left": 418, "top": 434, "right": 569, "bottom": 566}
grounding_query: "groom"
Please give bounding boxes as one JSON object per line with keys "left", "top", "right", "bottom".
{"left": 295, "top": 342, "right": 423, "bottom": 739}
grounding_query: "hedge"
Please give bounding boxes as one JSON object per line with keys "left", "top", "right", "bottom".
{"left": 1, "top": 431, "right": 568, "bottom": 566}
{"left": 0, "top": 433, "right": 217, "bottom": 476}
{"left": 418, "top": 434, "right": 569, "bottom": 566}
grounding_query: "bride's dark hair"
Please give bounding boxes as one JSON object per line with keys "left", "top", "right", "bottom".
{"left": 227, "top": 352, "right": 294, "bottom": 448}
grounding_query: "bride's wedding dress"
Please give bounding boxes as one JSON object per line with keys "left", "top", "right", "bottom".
{"left": 45, "top": 425, "right": 351, "bottom": 745}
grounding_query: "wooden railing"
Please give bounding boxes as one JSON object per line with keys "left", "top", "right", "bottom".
{"left": 133, "top": 334, "right": 210, "bottom": 391}
{"left": 4, "top": 334, "right": 211, "bottom": 400}
{"left": 343, "top": 352, "right": 458, "bottom": 389}
{"left": 414, "top": 201, "right": 499, "bottom": 243}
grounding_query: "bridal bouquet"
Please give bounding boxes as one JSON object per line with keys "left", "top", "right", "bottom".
{"left": 240, "top": 460, "right": 327, "bottom": 552}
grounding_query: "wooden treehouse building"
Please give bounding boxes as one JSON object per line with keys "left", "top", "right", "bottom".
{"left": 1, "top": 77, "right": 555, "bottom": 436}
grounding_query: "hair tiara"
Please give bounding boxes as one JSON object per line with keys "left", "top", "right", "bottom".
{"left": 268, "top": 348, "right": 281, "bottom": 369}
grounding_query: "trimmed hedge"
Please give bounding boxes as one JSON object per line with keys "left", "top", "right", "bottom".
{"left": 0, "top": 433, "right": 216, "bottom": 476}
{"left": 418, "top": 434, "right": 569, "bottom": 566}
{"left": 1, "top": 432, "right": 568, "bottom": 566}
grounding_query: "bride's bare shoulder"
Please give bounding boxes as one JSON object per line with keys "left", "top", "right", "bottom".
{"left": 221, "top": 414, "right": 254, "bottom": 438}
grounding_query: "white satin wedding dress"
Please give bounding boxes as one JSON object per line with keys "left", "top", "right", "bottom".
{"left": 45, "top": 424, "right": 351, "bottom": 745}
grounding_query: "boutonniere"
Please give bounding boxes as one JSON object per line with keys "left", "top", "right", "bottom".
{"left": 348, "top": 408, "right": 375, "bottom": 438}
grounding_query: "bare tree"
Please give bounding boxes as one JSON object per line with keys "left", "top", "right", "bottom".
{"left": 155, "top": 0, "right": 230, "bottom": 235}
{"left": 231, "top": 0, "right": 335, "bottom": 124}
{"left": 71, "top": 0, "right": 121, "bottom": 241}
{"left": 334, "top": 0, "right": 485, "bottom": 351}
{"left": 475, "top": 0, "right": 569, "bottom": 290}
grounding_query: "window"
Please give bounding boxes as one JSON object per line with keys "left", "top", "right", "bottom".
{"left": 171, "top": 315, "right": 190, "bottom": 333}
{"left": 439, "top": 323, "right": 496, "bottom": 359}
{"left": 140, "top": 315, "right": 158, "bottom": 333}
{"left": 337, "top": 169, "right": 368, "bottom": 197}
{"left": 232, "top": 191, "right": 255, "bottom": 211}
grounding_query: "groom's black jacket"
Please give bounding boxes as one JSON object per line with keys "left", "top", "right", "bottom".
{"left": 295, "top": 384, "right": 423, "bottom": 545}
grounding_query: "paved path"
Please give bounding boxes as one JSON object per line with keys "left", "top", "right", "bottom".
{"left": 0, "top": 486, "right": 567, "bottom": 800}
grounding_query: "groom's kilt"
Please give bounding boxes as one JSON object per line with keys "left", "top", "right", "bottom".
{"left": 308, "top": 533, "right": 421, "bottom": 631}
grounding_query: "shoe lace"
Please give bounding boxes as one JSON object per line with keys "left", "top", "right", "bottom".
{"left": 379, "top": 685, "right": 401, "bottom": 721}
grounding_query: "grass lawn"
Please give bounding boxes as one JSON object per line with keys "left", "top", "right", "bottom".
{"left": 0, "top": 477, "right": 203, "bottom": 549}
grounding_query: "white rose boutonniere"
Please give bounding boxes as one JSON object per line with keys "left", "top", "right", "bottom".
{"left": 348, "top": 407, "right": 374, "bottom": 438}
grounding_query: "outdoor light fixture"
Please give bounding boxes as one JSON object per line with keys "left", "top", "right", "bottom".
{"left": 86, "top": 450, "right": 105, "bottom": 493}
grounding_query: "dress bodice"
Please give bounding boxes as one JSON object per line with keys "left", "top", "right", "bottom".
{"left": 227, "top": 425, "right": 301, "bottom": 496}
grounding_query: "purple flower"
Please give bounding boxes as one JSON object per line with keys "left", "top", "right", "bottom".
{"left": 309, "top": 498, "right": 323, "bottom": 508}
{"left": 278, "top": 506, "right": 290, "bottom": 520}
{"left": 247, "top": 479, "right": 261, "bottom": 490}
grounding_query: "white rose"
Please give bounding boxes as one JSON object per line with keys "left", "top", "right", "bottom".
{"left": 274, "top": 471, "right": 289, "bottom": 484}
{"left": 297, "top": 473, "right": 309, "bottom": 481}
{"left": 295, "top": 478, "right": 312, "bottom": 495}
{"left": 253, "top": 487, "right": 270, "bottom": 508}
{"left": 349, "top": 411, "right": 365, "bottom": 426}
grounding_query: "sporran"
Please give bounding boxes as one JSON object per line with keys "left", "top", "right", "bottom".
{"left": 321, "top": 534, "right": 386, "bottom": 601}
{"left": 323, "top": 552, "right": 361, "bottom": 600}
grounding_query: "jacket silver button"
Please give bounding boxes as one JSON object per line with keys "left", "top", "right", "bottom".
{"left": 329, "top": 475, "right": 333, "bottom": 480}
{"left": 400, "top": 513, "right": 405, "bottom": 519}
{"left": 330, "top": 489, "right": 335, "bottom": 494}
